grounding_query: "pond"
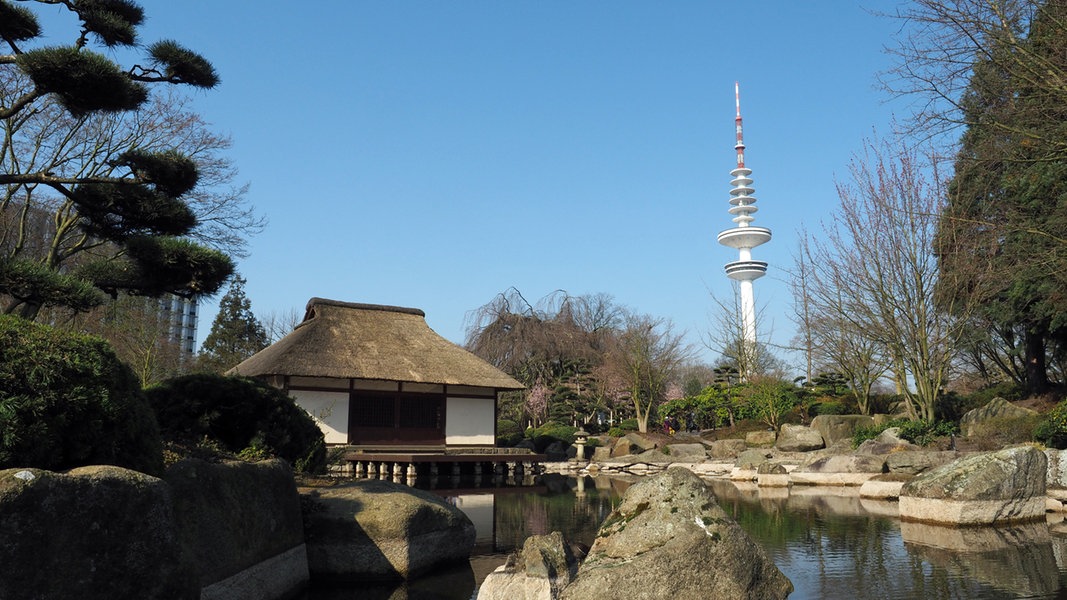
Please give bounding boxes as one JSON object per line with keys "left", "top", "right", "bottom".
{"left": 303, "top": 473, "right": 1067, "bottom": 599}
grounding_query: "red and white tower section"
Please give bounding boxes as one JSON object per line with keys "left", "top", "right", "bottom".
{"left": 716, "top": 83, "right": 771, "bottom": 346}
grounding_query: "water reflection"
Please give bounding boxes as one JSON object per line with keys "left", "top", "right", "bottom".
{"left": 303, "top": 474, "right": 1067, "bottom": 600}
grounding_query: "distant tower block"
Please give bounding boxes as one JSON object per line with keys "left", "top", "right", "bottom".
{"left": 716, "top": 82, "right": 771, "bottom": 346}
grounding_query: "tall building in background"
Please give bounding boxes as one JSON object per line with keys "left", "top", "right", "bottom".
{"left": 716, "top": 83, "right": 771, "bottom": 348}
{"left": 159, "top": 294, "right": 198, "bottom": 358}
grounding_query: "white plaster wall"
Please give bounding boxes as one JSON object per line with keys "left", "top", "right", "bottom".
{"left": 291, "top": 390, "right": 349, "bottom": 444}
{"left": 445, "top": 397, "right": 494, "bottom": 445}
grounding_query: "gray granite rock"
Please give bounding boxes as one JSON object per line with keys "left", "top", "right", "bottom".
{"left": 302, "top": 478, "right": 475, "bottom": 581}
{"left": 775, "top": 424, "right": 826, "bottom": 452}
{"left": 899, "top": 445, "right": 1047, "bottom": 525}
{"left": 561, "top": 467, "right": 792, "bottom": 600}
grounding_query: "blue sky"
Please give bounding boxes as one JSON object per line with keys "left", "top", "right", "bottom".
{"left": 84, "top": 2, "right": 909, "bottom": 370}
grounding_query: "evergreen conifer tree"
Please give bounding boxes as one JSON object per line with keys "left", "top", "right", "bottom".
{"left": 198, "top": 276, "right": 268, "bottom": 373}
{"left": 937, "top": 1, "right": 1067, "bottom": 392}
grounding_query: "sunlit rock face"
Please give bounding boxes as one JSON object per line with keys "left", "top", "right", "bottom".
{"left": 899, "top": 445, "right": 1047, "bottom": 526}
{"left": 810, "top": 414, "right": 875, "bottom": 446}
{"left": 959, "top": 397, "right": 1038, "bottom": 438}
{"left": 561, "top": 466, "right": 792, "bottom": 600}
{"left": 790, "top": 454, "right": 887, "bottom": 486}
{"left": 478, "top": 532, "right": 578, "bottom": 600}
{"left": 775, "top": 424, "right": 825, "bottom": 452}
{"left": 302, "top": 478, "right": 475, "bottom": 581}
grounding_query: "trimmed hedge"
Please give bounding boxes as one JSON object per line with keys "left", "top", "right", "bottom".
{"left": 145, "top": 374, "right": 326, "bottom": 473}
{"left": 0, "top": 315, "right": 163, "bottom": 475}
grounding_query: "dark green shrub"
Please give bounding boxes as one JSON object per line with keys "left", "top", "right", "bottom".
{"left": 0, "top": 315, "right": 163, "bottom": 475}
{"left": 897, "top": 420, "right": 959, "bottom": 446}
{"left": 1035, "top": 400, "right": 1067, "bottom": 449}
{"left": 851, "top": 418, "right": 909, "bottom": 448}
{"left": 816, "top": 401, "right": 849, "bottom": 416}
{"left": 526, "top": 422, "right": 578, "bottom": 445}
{"left": 145, "top": 374, "right": 326, "bottom": 473}
{"left": 619, "top": 418, "right": 639, "bottom": 432}
{"left": 496, "top": 419, "right": 523, "bottom": 447}
{"left": 607, "top": 426, "right": 624, "bottom": 438}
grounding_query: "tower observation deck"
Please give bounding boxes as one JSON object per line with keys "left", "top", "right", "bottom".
{"left": 716, "top": 83, "right": 771, "bottom": 345}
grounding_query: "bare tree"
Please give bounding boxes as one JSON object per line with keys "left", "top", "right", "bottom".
{"left": 794, "top": 236, "right": 889, "bottom": 415}
{"left": 789, "top": 236, "right": 818, "bottom": 386}
{"left": 261, "top": 307, "right": 302, "bottom": 343}
{"left": 72, "top": 295, "right": 186, "bottom": 387}
{"left": 803, "top": 138, "right": 968, "bottom": 421}
{"left": 881, "top": 0, "right": 1067, "bottom": 158}
{"left": 705, "top": 285, "right": 778, "bottom": 381}
{"left": 611, "top": 313, "right": 693, "bottom": 433}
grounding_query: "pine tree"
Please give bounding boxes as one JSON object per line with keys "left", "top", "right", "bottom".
{"left": 198, "top": 276, "right": 269, "bottom": 373}
{"left": 0, "top": 0, "right": 234, "bottom": 320}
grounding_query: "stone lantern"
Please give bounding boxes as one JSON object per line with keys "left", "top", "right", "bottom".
{"left": 573, "top": 428, "right": 589, "bottom": 461}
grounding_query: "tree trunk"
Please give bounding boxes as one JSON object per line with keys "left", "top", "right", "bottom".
{"left": 1024, "top": 323, "right": 1049, "bottom": 393}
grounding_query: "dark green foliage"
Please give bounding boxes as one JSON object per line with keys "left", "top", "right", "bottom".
{"left": 71, "top": 183, "right": 197, "bottom": 241}
{"left": 147, "top": 39, "right": 219, "bottom": 88}
{"left": 524, "top": 423, "right": 578, "bottom": 451}
{"left": 75, "top": 236, "right": 233, "bottom": 300}
{"left": 1, "top": 1, "right": 234, "bottom": 319}
{"left": 896, "top": 420, "right": 958, "bottom": 446}
{"left": 115, "top": 149, "right": 199, "bottom": 196}
{"left": 74, "top": 0, "right": 144, "bottom": 46}
{"left": 1035, "top": 400, "right": 1067, "bottom": 449}
{"left": 145, "top": 374, "right": 326, "bottom": 473}
{"left": 0, "top": 315, "right": 164, "bottom": 475}
{"left": 496, "top": 419, "right": 523, "bottom": 447}
{"left": 619, "top": 418, "right": 639, "bottom": 431}
{"left": 815, "top": 401, "right": 849, "bottom": 416}
{"left": 937, "top": 2, "right": 1067, "bottom": 393}
{"left": 16, "top": 47, "right": 149, "bottom": 116}
{"left": 851, "top": 418, "right": 909, "bottom": 448}
{"left": 198, "top": 275, "right": 269, "bottom": 373}
{"left": 607, "top": 426, "right": 624, "bottom": 437}
{"left": 850, "top": 418, "right": 958, "bottom": 448}
{"left": 0, "top": 1, "right": 41, "bottom": 41}
{"left": 0, "top": 257, "right": 106, "bottom": 312}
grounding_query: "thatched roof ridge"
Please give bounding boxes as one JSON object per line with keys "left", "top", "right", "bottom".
{"left": 231, "top": 298, "right": 523, "bottom": 390}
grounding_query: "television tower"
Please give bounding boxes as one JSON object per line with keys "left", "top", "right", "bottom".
{"left": 716, "top": 83, "right": 771, "bottom": 347}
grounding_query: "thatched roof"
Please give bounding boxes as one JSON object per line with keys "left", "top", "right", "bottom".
{"left": 230, "top": 298, "right": 523, "bottom": 390}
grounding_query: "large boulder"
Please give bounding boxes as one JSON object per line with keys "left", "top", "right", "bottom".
{"left": 165, "top": 459, "right": 307, "bottom": 600}
{"left": 735, "top": 449, "right": 772, "bottom": 470}
{"left": 855, "top": 427, "right": 920, "bottom": 455}
{"left": 664, "top": 443, "right": 708, "bottom": 462}
{"left": 708, "top": 439, "right": 747, "bottom": 459}
{"left": 960, "top": 397, "right": 1038, "bottom": 437}
{"left": 478, "top": 532, "right": 579, "bottom": 600}
{"left": 1047, "top": 449, "right": 1067, "bottom": 489}
{"left": 0, "top": 466, "right": 197, "bottom": 600}
{"left": 810, "top": 414, "right": 875, "bottom": 446}
{"left": 610, "top": 432, "right": 657, "bottom": 458}
{"left": 745, "top": 430, "right": 777, "bottom": 448}
{"left": 790, "top": 454, "right": 886, "bottom": 486}
{"left": 775, "top": 424, "right": 825, "bottom": 452}
{"left": 561, "top": 467, "right": 792, "bottom": 600}
{"left": 899, "top": 445, "right": 1047, "bottom": 526}
{"left": 859, "top": 473, "right": 914, "bottom": 500}
{"left": 885, "top": 451, "right": 959, "bottom": 476}
{"left": 302, "top": 478, "right": 475, "bottom": 581}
